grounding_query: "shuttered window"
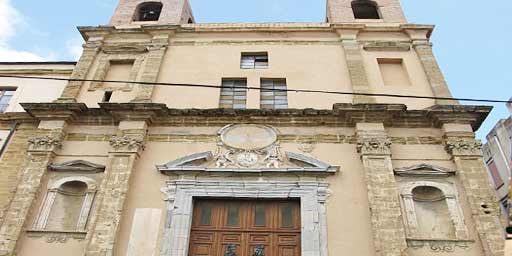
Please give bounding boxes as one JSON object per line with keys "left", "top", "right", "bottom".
{"left": 219, "top": 79, "right": 247, "bottom": 109}
{"left": 260, "top": 79, "right": 288, "bottom": 109}
{"left": 241, "top": 52, "right": 268, "bottom": 69}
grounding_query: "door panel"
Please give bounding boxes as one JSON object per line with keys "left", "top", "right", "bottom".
{"left": 189, "top": 199, "right": 301, "bottom": 256}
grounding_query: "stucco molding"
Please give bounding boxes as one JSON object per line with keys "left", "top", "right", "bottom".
{"left": 109, "top": 135, "right": 145, "bottom": 152}
{"left": 159, "top": 179, "right": 330, "bottom": 256}
{"left": 25, "top": 230, "right": 87, "bottom": 243}
{"left": 27, "top": 135, "right": 63, "bottom": 152}
{"left": 156, "top": 150, "right": 339, "bottom": 174}
{"left": 48, "top": 160, "right": 105, "bottom": 173}
{"left": 444, "top": 138, "right": 483, "bottom": 156}
{"left": 407, "top": 239, "right": 474, "bottom": 253}
{"left": 398, "top": 180, "right": 469, "bottom": 241}
{"left": 394, "top": 164, "right": 455, "bottom": 177}
{"left": 356, "top": 136, "right": 391, "bottom": 155}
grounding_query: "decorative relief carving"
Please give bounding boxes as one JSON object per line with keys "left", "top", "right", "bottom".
{"left": 28, "top": 135, "right": 63, "bottom": 151}
{"left": 109, "top": 135, "right": 145, "bottom": 151}
{"left": 407, "top": 239, "right": 472, "bottom": 253}
{"left": 157, "top": 124, "right": 339, "bottom": 173}
{"left": 356, "top": 137, "right": 392, "bottom": 155}
{"left": 298, "top": 140, "right": 315, "bottom": 154}
{"left": 445, "top": 138, "right": 482, "bottom": 156}
{"left": 26, "top": 230, "right": 87, "bottom": 243}
{"left": 394, "top": 164, "right": 456, "bottom": 177}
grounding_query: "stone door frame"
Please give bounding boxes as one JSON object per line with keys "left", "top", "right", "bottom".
{"left": 160, "top": 179, "right": 330, "bottom": 256}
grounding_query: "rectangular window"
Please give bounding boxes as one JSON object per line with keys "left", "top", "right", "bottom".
{"left": 260, "top": 78, "right": 288, "bottom": 109}
{"left": 0, "top": 89, "right": 15, "bottom": 112}
{"left": 220, "top": 79, "right": 247, "bottom": 109}
{"left": 241, "top": 52, "right": 268, "bottom": 69}
{"left": 378, "top": 58, "right": 411, "bottom": 87}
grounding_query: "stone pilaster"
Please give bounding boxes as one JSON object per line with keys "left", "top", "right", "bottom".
{"left": 443, "top": 124, "right": 504, "bottom": 256}
{"left": 356, "top": 123, "right": 407, "bottom": 256}
{"left": 0, "top": 122, "right": 66, "bottom": 256}
{"left": 341, "top": 39, "right": 376, "bottom": 104}
{"left": 132, "top": 36, "right": 169, "bottom": 103}
{"left": 413, "top": 41, "right": 458, "bottom": 105}
{"left": 85, "top": 121, "right": 147, "bottom": 256}
{"left": 57, "top": 40, "right": 102, "bottom": 102}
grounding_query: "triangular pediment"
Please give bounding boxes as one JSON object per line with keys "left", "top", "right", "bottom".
{"left": 156, "top": 151, "right": 338, "bottom": 174}
{"left": 49, "top": 160, "right": 106, "bottom": 173}
{"left": 394, "top": 164, "right": 455, "bottom": 177}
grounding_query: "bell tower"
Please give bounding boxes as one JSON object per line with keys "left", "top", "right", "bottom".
{"left": 109, "top": 0, "right": 195, "bottom": 26}
{"left": 326, "top": 0, "right": 406, "bottom": 23}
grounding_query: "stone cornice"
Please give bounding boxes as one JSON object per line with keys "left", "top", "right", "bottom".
{"left": 14, "top": 103, "right": 491, "bottom": 130}
{"left": 78, "top": 23, "right": 434, "bottom": 41}
{"left": 98, "top": 103, "right": 167, "bottom": 123}
{"left": 21, "top": 103, "right": 88, "bottom": 122}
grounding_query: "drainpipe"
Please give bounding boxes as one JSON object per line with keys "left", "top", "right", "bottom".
{"left": 0, "top": 121, "right": 19, "bottom": 158}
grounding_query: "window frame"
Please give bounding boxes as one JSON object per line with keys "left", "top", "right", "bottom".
{"left": 219, "top": 78, "right": 248, "bottom": 109}
{"left": 241, "top": 52, "right": 269, "bottom": 69}
{"left": 260, "top": 78, "right": 288, "bottom": 110}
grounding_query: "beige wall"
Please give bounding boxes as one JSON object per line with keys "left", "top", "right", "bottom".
{"left": 0, "top": 64, "right": 73, "bottom": 112}
{"left": 75, "top": 29, "right": 438, "bottom": 110}
{"left": 13, "top": 125, "right": 490, "bottom": 255}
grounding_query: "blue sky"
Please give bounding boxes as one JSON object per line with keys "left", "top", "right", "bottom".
{"left": 0, "top": 0, "right": 510, "bottom": 140}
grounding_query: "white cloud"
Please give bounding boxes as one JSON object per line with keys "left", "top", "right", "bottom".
{"left": 66, "top": 38, "right": 84, "bottom": 61}
{"left": 0, "top": 0, "right": 46, "bottom": 61}
{"left": 0, "top": 48, "right": 45, "bottom": 62}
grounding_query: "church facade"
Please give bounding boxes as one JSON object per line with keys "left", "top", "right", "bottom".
{"left": 0, "top": 0, "right": 505, "bottom": 256}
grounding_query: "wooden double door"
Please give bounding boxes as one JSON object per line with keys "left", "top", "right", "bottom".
{"left": 189, "top": 199, "right": 301, "bottom": 256}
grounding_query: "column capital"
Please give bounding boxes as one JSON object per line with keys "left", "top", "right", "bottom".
{"left": 356, "top": 123, "right": 391, "bottom": 155}
{"left": 109, "top": 134, "right": 145, "bottom": 154}
{"left": 444, "top": 137, "right": 483, "bottom": 157}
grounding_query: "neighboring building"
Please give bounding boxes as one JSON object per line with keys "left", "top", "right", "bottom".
{"left": 0, "top": 1, "right": 505, "bottom": 256}
{"left": 483, "top": 99, "right": 512, "bottom": 229}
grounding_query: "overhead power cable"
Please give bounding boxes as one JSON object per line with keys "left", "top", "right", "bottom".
{"left": 0, "top": 74, "right": 510, "bottom": 104}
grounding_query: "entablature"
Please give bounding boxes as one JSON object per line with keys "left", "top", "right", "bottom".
{"left": 17, "top": 103, "right": 491, "bottom": 131}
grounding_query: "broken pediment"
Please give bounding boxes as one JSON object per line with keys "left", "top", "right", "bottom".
{"left": 157, "top": 124, "right": 339, "bottom": 174}
{"left": 48, "top": 160, "right": 106, "bottom": 173}
{"left": 156, "top": 150, "right": 338, "bottom": 174}
{"left": 394, "top": 164, "right": 455, "bottom": 177}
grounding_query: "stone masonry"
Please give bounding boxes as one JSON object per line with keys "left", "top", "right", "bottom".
{"left": 327, "top": 0, "right": 406, "bottom": 23}
{"left": 443, "top": 124, "right": 504, "bottom": 256}
{"left": 84, "top": 121, "right": 147, "bottom": 256}
{"left": 132, "top": 36, "right": 169, "bottom": 103}
{"left": 413, "top": 41, "right": 459, "bottom": 105}
{"left": 356, "top": 123, "right": 408, "bottom": 256}
{"left": 0, "top": 122, "right": 66, "bottom": 256}
{"left": 341, "top": 37, "right": 376, "bottom": 104}
{"left": 0, "top": 123, "right": 37, "bottom": 225}
{"left": 58, "top": 40, "right": 102, "bottom": 103}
